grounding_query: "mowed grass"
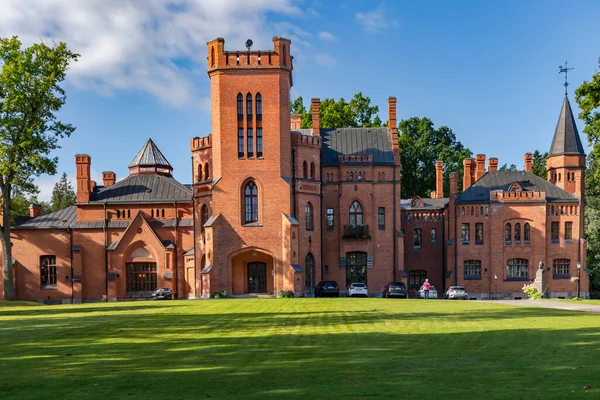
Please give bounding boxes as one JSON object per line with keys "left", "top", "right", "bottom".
{"left": 1, "top": 299, "right": 600, "bottom": 400}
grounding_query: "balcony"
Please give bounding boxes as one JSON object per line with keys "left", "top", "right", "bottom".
{"left": 343, "top": 224, "right": 370, "bottom": 239}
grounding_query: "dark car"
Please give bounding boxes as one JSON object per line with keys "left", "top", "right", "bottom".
{"left": 383, "top": 281, "right": 408, "bottom": 298}
{"left": 151, "top": 288, "right": 173, "bottom": 300}
{"left": 314, "top": 281, "right": 340, "bottom": 297}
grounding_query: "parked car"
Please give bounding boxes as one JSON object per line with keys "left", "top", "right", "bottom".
{"left": 314, "top": 281, "right": 340, "bottom": 297}
{"left": 151, "top": 287, "right": 173, "bottom": 300}
{"left": 415, "top": 285, "right": 438, "bottom": 299}
{"left": 382, "top": 282, "right": 408, "bottom": 298}
{"left": 346, "top": 282, "right": 368, "bottom": 297}
{"left": 444, "top": 286, "right": 469, "bottom": 300}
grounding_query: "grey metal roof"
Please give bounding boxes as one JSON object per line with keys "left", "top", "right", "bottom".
{"left": 319, "top": 127, "right": 395, "bottom": 166}
{"left": 14, "top": 206, "right": 76, "bottom": 229}
{"left": 291, "top": 264, "right": 303, "bottom": 272}
{"left": 183, "top": 248, "right": 194, "bottom": 256}
{"left": 457, "top": 170, "right": 578, "bottom": 204}
{"left": 401, "top": 198, "right": 449, "bottom": 210}
{"left": 549, "top": 96, "right": 585, "bottom": 156}
{"left": 201, "top": 265, "right": 212, "bottom": 274}
{"left": 128, "top": 138, "right": 173, "bottom": 168}
{"left": 91, "top": 174, "right": 192, "bottom": 204}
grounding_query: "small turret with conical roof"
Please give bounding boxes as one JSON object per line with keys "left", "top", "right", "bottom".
{"left": 128, "top": 138, "right": 173, "bottom": 177}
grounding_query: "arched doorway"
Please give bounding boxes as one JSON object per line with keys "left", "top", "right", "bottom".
{"left": 230, "top": 249, "right": 274, "bottom": 295}
{"left": 247, "top": 262, "right": 267, "bottom": 293}
{"left": 305, "top": 253, "right": 315, "bottom": 290}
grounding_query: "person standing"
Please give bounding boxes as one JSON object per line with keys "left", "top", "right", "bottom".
{"left": 423, "top": 279, "right": 431, "bottom": 299}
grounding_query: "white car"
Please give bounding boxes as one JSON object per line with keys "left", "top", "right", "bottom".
{"left": 346, "top": 282, "right": 368, "bottom": 297}
{"left": 416, "top": 285, "right": 438, "bottom": 299}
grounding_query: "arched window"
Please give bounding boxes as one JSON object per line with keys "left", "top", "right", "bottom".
{"left": 128, "top": 210, "right": 131, "bottom": 218}
{"left": 505, "top": 223, "right": 511, "bottom": 244}
{"left": 461, "top": 207, "right": 465, "bottom": 216}
{"left": 310, "top": 162, "right": 315, "bottom": 179}
{"left": 237, "top": 93, "right": 243, "bottom": 118}
{"left": 117, "top": 210, "right": 121, "bottom": 219}
{"left": 350, "top": 171, "right": 354, "bottom": 180}
{"left": 303, "top": 161, "right": 308, "bottom": 179}
{"left": 197, "top": 164, "right": 203, "bottom": 181}
{"left": 470, "top": 206, "right": 474, "bottom": 216}
{"left": 161, "top": 209, "right": 165, "bottom": 218}
{"left": 305, "top": 253, "right": 315, "bottom": 289}
{"left": 246, "top": 93, "right": 253, "bottom": 117}
{"left": 244, "top": 181, "right": 259, "bottom": 224}
{"left": 558, "top": 173, "right": 561, "bottom": 182}
{"left": 256, "top": 93, "right": 262, "bottom": 117}
{"left": 305, "top": 202, "right": 313, "bottom": 231}
{"left": 551, "top": 205, "right": 555, "bottom": 215}
{"left": 349, "top": 201, "right": 363, "bottom": 226}
{"left": 514, "top": 222, "right": 521, "bottom": 243}
{"left": 358, "top": 171, "right": 362, "bottom": 181}
{"left": 204, "top": 163, "right": 210, "bottom": 180}
{"left": 524, "top": 223, "right": 530, "bottom": 243}
{"left": 201, "top": 204, "right": 208, "bottom": 232}
{"left": 151, "top": 209, "right": 155, "bottom": 218}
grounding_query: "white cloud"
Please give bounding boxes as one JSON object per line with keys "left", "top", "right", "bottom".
{"left": 0, "top": 0, "right": 303, "bottom": 107}
{"left": 314, "top": 53, "right": 337, "bottom": 67}
{"left": 318, "top": 31, "right": 338, "bottom": 41}
{"left": 356, "top": 4, "right": 400, "bottom": 34}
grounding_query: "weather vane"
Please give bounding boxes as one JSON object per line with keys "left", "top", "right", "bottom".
{"left": 559, "top": 61, "right": 573, "bottom": 96}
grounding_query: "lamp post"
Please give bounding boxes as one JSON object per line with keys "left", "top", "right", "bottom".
{"left": 494, "top": 273, "right": 498, "bottom": 300}
{"left": 577, "top": 261, "right": 581, "bottom": 299}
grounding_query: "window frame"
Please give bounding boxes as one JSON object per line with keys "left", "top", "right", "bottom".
{"left": 413, "top": 228, "right": 422, "bottom": 249}
{"left": 305, "top": 202, "right": 314, "bottom": 231}
{"left": 430, "top": 228, "right": 436, "bottom": 244}
{"left": 551, "top": 221, "right": 559, "bottom": 243}
{"left": 475, "top": 223, "right": 483, "bottom": 245}
{"left": 246, "top": 93, "right": 253, "bottom": 119}
{"left": 506, "top": 258, "right": 529, "bottom": 281}
{"left": 514, "top": 222, "right": 521, "bottom": 245}
{"left": 126, "top": 262, "right": 158, "bottom": 292}
{"left": 464, "top": 260, "right": 482, "bottom": 280}
{"left": 40, "top": 255, "right": 57, "bottom": 289}
{"left": 256, "top": 128, "right": 263, "bottom": 158}
{"left": 349, "top": 201, "right": 363, "bottom": 227}
{"left": 247, "top": 127, "right": 254, "bottom": 158}
{"left": 238, "top": 128, "right": 244, "bottom": 158}
{"left": 378, "top": 207, "right": 385, "bottom": 230}
{"left": 565, "top": 221, "right": 573, "bottom": 242}
{"left": 237, "top": 93, "right": 243, "bottom": 120}
{"left": 461, "top": 223, "right": 470, "bottom": 245}
{"left": 505, "top": 223, "right": 512, "bottom": 245}
{"left": 256, "top": 92, "right": 262, "bottom": 120}
{"left": 524, "top": 223, "right": 530, "bottom": 244}
{"left": 243, "top": 180, "right": 259, "bottom": 225}
{"left": 552, "top": 258, "right": 570, "bottom": 279}
{"left": 326, "top": 208, "right": 334, "bottom": 231}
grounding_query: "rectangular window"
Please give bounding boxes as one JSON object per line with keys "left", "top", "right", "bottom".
{"left": 413, "top": 229, "right": 422, "bottom": 248}
{"left": 464, "top": 260, "right": 481, "bottom": 280}
{"left": 551, "top": 222, "right": 559, "bottom": 242}
{"left": 378, "top": 207, "right": 385, "bottom": 230}
{"left": 431, "top": 228, "right": 436, "bottom": 244}
{"left": 565, "top": 221, "right": 573, "bottom": 241}
{"left": 247, "top": 128, "right": 254, "bottom": 158}
{"left": 326, "top": 208, "right": 334, "bottom": 230}
{"left": 40, "top": 255, "right": 57, "bottom": 288}
{"left": 507, "top": 258, "right": 529, "bottom": 280}
{"left": 553, "top": 259, "right": 570, "bottom": 279}
{"left": 256, "top": 128, "right": 263, "bottom": 158}
{"left": 461, "top": 223, "right": 470, "bottom": 244}
{"left": 126, "top": 263, "right": 157, "bottom": 292}
{"left": 475, "top": 223, "right": 483, "bottom": 245}
{"left": 238, "top": 128, "right": 244, "bottom": 158}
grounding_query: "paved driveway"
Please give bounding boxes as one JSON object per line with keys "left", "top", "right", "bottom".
{"left": 484, "top": 299, "right": 600, "bottom": 314}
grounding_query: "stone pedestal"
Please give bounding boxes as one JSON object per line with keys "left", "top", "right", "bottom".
{"left": 534, "top": 263, "right": 546, "bottom": 295}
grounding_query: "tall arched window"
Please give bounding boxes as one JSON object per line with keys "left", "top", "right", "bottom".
{"left": 514, "top": 222, "right": 521, "bottom": 243}
{"left": 305, "top": 202, "right": 313, "bottom": 231}
{"left": 349, "top": 201, "right": 363, "bottom": 226}
{"left": 305, "top": 253, "right": 314, "bottom": 289}
{"left": 197, "top": 164, "right": 203, "bottom": 181}
{"left": 204, "top": 163, "right": 210, "bottom": 180}
{"left": 256, "top": 93, "right": 262, "bottom": 118}
{"left": 201, "top": 204, "right": 208, "bottom": 233}
{"left": 524, "top": 223, "right": 530, "bottom": 243}
{"left": 303, "top": 161, "right": 308, "bottom": 179}
{"left": 237, "top": 93, "right": 243, "bottom": 119}
{"left": 244, "top": 181, "right": 258, "bottom": 224}
{"left": 246, "top": 93, "right": 253, "bottom": 118}
{"left": 310, "top": 162, "right": 315, "bottom": 179}
{"left": 505, "top": 223, "right": 512, "bottom": 244}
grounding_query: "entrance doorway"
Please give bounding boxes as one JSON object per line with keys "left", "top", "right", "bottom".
{"left": 247, "top": 262, "right": 267, "bottom": 293}
{"left": 346, "top": 252, "right": 367, "bottom": 288}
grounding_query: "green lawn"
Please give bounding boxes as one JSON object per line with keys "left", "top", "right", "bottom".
{"left": 1, "top": 299, "right": 599, "bottom": 399}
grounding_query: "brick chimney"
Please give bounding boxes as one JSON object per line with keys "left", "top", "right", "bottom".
{"left": 311, "top": 98, "right": 320, "bottom": 135}
{"left": 76, "top": 154, "right": 91, "bottom": 203}
{"left": 29, "top": 203, "right": 42, "bottom": 218}
{"left": 524, "top": 153, "right": 533, "bottom": 173}
{"left": 463, "top": 158, "right": 474, "bottom": 191}
{"left": 488, "top": 157, "right": 498, "bottom": 172}
{"left": 388, "top": 97, "right": 399, "bottom": 152}
{"left": 102, "top": 171, "right": 116, "bottom": 187}
{"left": 476, "top": 154, "right": 486, "bottom": 180}
{"left": 290, "top": 114, "right": 301, "bottom": 130}
{"left": 433, "top": 161, "right": 444, "bottom": 198}
{"left": 450, "top": 172, "right": 458, "bottom": 195}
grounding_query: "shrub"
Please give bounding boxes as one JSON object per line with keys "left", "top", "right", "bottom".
{"left": 277, "top": 290, "right": 294, "bottom": 298}
{"left": 522, "top": 283, "right": 544, "bottom": 300}
{"left": 212, "top": 291, "right": 228, "bottom": 299}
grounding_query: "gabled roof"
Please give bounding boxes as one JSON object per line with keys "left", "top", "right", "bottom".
{"left": 90, "top": 174, "right": 192, "bottom": 204}
{"left": 457, "top": 170, "right": 578, "bottom": 204}
{"left": 129, "top": 138, "right": 173, "bottom": 168}
{"left": 549, "top": 96, "right": 585, "bottom": 156}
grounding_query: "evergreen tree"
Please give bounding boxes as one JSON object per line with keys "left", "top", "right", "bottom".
{"left": 50, "top": 172, "right": 76, "bottom": 212}
{"left": 531, "top": 150, "right": 548, "bottom": 179}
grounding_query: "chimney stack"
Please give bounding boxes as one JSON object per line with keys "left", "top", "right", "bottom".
{"left": 388, "top": 97, "right": 399, "bottom": 153}
{"left": 524, "top": 153, "right": 533, "bottom": 173}
{"left": 311, "top": 98, "right": 320, "bottom": 135}
{"left": 29, "top": 204, "right": 42, "bottom": 218}
{"left": 102, "top": 171, "right": 116, "bottom": 187}
{"left": 290, "top": 114, "right": 301, "bottom": 130}
{"left": 463, "top": 158, "right": 474, "bottom": 191}
{"left": 450, "top": 172, "right": 458, "bottom": 195}
{"left": 434, "top": 161, "right": 444, "bottom": 198}
{"left": 575, "top": 170, "right": 583, "bottom": 199}
{"left": 488, "top": 157, "right": 498, "bottom": 172}
{"left": 76, "top": 154, "right": 91, "bottom": 203}
{"left": 476, "top": 154, "right": 486, "bottom": 180}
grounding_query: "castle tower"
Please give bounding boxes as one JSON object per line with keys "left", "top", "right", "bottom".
{"left": 546, "top": 96, "right": 586, "bottom": 196}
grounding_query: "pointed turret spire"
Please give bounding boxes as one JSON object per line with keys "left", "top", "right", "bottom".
{"left": 548, "top": 96, "right": 585, "bottom": 156}
{"left": 128, "top": 139, "right": 173, "bottom": 176}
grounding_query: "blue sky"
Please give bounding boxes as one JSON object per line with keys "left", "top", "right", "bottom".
{"left": 2, "top": 0, "right": 599, "bottom": 199}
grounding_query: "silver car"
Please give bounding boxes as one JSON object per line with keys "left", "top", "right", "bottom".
{"left": 416, "top": 285, "right": 438, "bottom": 299}
{"left": 444, "top": 286, "right": 469, "bottom": 300}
